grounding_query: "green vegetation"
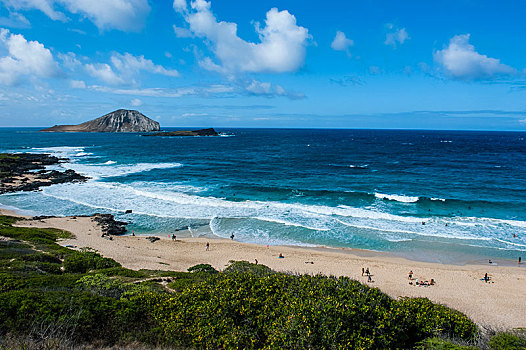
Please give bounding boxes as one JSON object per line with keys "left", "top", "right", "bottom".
{"left": 0, "top": 214, "right": 519, "bottom": 349}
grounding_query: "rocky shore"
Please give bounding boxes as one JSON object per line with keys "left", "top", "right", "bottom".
{"left": 0, "top": 153, "right": 88, "bottom": 194}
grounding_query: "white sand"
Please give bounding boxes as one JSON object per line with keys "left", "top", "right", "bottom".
{"left": 3, "top": 209, "right": 525, "bottom": 330}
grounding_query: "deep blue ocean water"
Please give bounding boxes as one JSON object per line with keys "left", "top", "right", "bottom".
{"left": 1, "top": 128, "right": 525, "bottom": 264}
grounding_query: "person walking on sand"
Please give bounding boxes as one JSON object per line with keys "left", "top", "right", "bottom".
{"left": 206, "top": 242, "right": 209, "bottom": 251}
{"left": 362, "top": 267, "right": 364, "bottom": 276}
{"left": 368, "top": 274, "right": 372, "bottom": 283}
{"left": 484, "top": 273, "right": 488, "bottom": 283}
{"left": 408, "top": 270, "right": 413, "bottom": 280}
{"left": 365, "top": 267, "right": 370, "bottom": 276}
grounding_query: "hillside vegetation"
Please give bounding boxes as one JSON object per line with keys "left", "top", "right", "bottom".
{"left": 1, "top": 215, "right": 523, "bottom": 349}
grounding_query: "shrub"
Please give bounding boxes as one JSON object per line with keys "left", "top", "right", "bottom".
{"left": 187, "top": 263, "right": 218, "bottom": 274}
{"left": 63, "top": 251, "right": 120, "bottom": 273}
{"left": 488, "top": 332, "right": 526, "bottom": 350}
{"left": 223, "top": 260, "right": 273, "bottom": 276}
{"left": 415, "top": 337, "right": 478, "bottom": 349}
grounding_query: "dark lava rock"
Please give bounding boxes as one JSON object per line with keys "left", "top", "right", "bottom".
{"left": 92, "top": 213, "right": 128, "bottom": 236}
{"left": 0, "top": 153, "right": 89, "bottom": 194}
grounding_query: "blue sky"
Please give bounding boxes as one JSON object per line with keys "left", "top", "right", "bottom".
{"left": 0, "top": 0, "right": 525, "bottom": 130}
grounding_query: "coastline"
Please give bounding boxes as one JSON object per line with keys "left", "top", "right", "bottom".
{"left": 3, "top": 207, "right": 524, "bottom": 330}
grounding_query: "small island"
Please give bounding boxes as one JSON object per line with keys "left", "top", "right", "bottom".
{"left": 145, "top": 128, "right": 219, "bottom": 137}
{"left": 41, "top": 109, "right": 160, "bottom": 133}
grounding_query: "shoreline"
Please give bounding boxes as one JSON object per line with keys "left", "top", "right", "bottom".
{"left": 2, "top": 208, "right": 525, "bottom": 330}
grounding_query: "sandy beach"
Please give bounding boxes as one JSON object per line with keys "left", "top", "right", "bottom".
{"left": 3, "top": 208, "right": 525, "bottom": 331}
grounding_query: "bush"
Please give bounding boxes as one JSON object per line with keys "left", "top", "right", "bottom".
{"left": 488, "top": 332, "right": 526, "bottom": 350}
{"left": 187, "top": 263, "right": 218, "bottom": 274}
{"left": 415, "top": 337, "right": 478, "bottom": 349}
{"left": 63, "top": 251, "right": 120, "bottom": 273}
{"left": 223, "top": 260, "right": 273, "bottom": 276}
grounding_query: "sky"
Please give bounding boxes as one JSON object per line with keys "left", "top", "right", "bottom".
{"left": 0, "top": 0, "right": 525, "bottom": 130}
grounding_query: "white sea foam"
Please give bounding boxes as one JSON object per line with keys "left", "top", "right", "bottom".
{"left": 63, "top": 162, "right": 183, "bottom": 179}
{"left": 103, "top": 160, "right": 116, "bottom": 165}
{"left": 374, "top": 192, "right": 419, "bottom": 203}
{"left": 253, "top": 216, "right": 331, "bottom": 231}
{"left": 32, "top": 180, "right": 526, "bottom": 252}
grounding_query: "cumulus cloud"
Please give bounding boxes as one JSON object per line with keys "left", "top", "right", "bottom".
{"left": 85, "top": 63, "right": 125, "bottom": 85}
{"left": 0, "top": 28, "right": 60, "bottom": 85}
{"left": 0, "top": 0, "right": 151, "bottom": 31}
{"left": 331, "top": 31, "right": 353, "bottom": 53}
{"left": 434, "top": 34, "right": 516, "bottom": 80}
{"left": 385, "top": 26, "right": 408, "bottom": 47}
{"left": 85, "top": 52, "right": 179, "bottom": 85}
{"left": 174, "top": 0, "right": 310, "bottom": 73}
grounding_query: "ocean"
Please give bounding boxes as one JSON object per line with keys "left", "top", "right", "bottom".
{"left": 1, "top": 128, "right": 525, "bottom": 264}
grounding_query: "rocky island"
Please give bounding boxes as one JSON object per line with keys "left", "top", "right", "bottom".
{"left": 41, "top": 109, "right": 160, "bottom": 133}
{"left": 145, "top": 128, "right": 219, "bottom": 137}
{"left": 0, "top": 153, "right": 88, "bottom": 194}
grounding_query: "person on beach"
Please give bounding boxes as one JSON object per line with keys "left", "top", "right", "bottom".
{"left": 519, "top": 257, "right": 522, "bottom": 265}
{"left": 278, "top": 253, "right": 284, "bottom": 258}
{"left": 408, "top": 270, "right": 413, "bottom": 280}
{"left": 484, "top": 273, "right": 488, "bottom": 283}
{"left": 367, "top": 274, "right": 372, "bottom": 282}
{"left": 206, "top": 242, "right": 209, "bottom": 251}
{"left": 230, "top": 233, "right": 235, "bottom": 240}
{"left": 172, "top": 234, "right": 176, "bottom": 241}
{"left": 362, "top": 267, "right": 364, "bottom": 276}
{"left": 365, "top": 267, "right": 370, "bottom": 276}
{"left": 255, "top": 259, "right": 258, "bottom": 265}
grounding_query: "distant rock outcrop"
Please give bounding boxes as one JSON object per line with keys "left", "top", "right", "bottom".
{"left": 41, "top": 109, "right": 160, "bottom": 133}
{"left": 145, "top": 128, "right": 219, "bottom": 137}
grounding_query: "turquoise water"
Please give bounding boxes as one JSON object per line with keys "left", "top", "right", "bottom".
{"left": 1, "top": 128, "right": 525, "bottom": 264}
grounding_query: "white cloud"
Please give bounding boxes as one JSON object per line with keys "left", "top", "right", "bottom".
{"left": 87, "top": 79, "right": 303, "bottom": 100}
{"left": 173, "top": 0, "right": 187, "bottom": 12}
{"left": 85, "top": 63, "right": 125, "bottom": 85}
{"left": 61, "top": 0, "right": 150, "bottom": 31}
{"left": 175, "top": 0, "right": 310, "bottom": 73}
{"left": 110, "top": 53, "right": 179, "bottom": 77}
{"left": 173, "top": 24, "right": 193, "bottom": 38}
{"left": 0, "top": 0, "right": 66, "bottom": 21}
{"left": 130, "top": 98, "right": 142, "bottom": 106}
{"left": 434, "top": 34, "right": 516, "bottom": 80}
{"left": 385, "top": 26, "right": 408, "bottom": 47}
{"left": 0, "top": 0, "right": 151, "bottom": 31}
{"left": 242, "top": 79, "right": 304, "bottom": 99}
{"left": 331, "top": 31, "right": 353, "bottom": 53}
{"left": 0, "top": 28, "right": 60, "bottom": 85}
{"left": 69, "top": 79, "right": 86, "bottom": 88}
{"left": 85, "top": 52, "right": 179, "bottom": 85}
{"left": 0, "top": 12, "right": 31, "bottom": 28}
